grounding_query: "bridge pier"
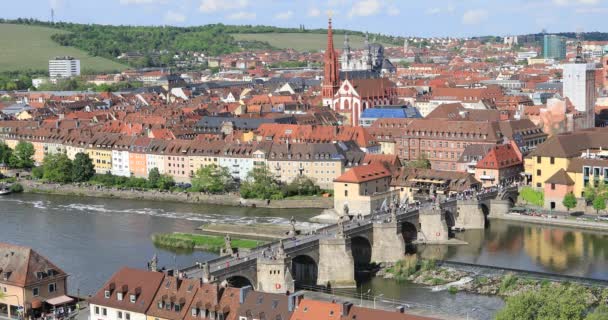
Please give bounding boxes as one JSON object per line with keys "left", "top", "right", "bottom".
{"left": 256, "top": 258, "right": 294, "bottom": 294}
{"left": 418, "top": 209, "right": 449, "bottom": 243}
{"left": 489, "top": 199, "right": 511, "bottom": 217}
{"left": 455, "top": 200, "right": 486, "bottom": 229}
{"left": 317, "top": 237, "right": 356, "bottom": 288}
{"left": 371, "top": 222, "right": 406, "bottom": 263}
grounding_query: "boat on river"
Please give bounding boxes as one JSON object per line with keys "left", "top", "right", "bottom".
{"left": 0, "top": 185, "right": 11, "bottom": 195}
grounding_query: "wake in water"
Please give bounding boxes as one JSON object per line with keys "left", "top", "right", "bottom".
{"left": 0, "top": 197, "right": 325, "bottom": 229}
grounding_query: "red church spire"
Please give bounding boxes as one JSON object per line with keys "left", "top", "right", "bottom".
{"left": 322, "top": 16, "right": 339, "bottom": 107}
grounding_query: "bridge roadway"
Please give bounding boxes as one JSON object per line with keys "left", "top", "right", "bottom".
{"left": 182, "top": 187, "right": 511, "bottom": 283}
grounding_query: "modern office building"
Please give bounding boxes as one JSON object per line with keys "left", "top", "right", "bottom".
{"left": 543, "top": 35, "right": 566, "bottom": 60}
{"left": 49, "top": 56, "right": 81, "bottom": 79}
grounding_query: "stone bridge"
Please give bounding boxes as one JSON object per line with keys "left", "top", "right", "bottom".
{"left": 182, "top": 186, "right": 518, "bottom": 293}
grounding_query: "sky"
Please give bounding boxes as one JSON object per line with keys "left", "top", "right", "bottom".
{"left": 3, "top": 0, "right": 608, "bottom": 37}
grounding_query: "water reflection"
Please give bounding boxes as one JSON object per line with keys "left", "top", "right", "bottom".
{"left": 443, "top": 220, "right": 608, "bottom": 279}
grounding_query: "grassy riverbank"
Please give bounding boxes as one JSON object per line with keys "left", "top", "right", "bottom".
{"left": 151, "top": 232, "right": 263, "bottom": 252}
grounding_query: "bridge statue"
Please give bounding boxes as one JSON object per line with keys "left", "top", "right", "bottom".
{"left": 222, "top": 234, "right": 234, "bottom": 256}
{"left": 277, "top": 239, "right": 286, "bottom": 258}
{"left": 389, "top": 202, "right": 397, "bottom": 222}
{"left": 337, "top": 216, "right": 345, "bottom": 238}
{"left": 343, "top": 203, "right": 349, "bottom": 216}
{"left": 202, "top": 262, "right": 210, "bottom": 283}
{"left": 288, "top": 216, "right": 297, "bottom": 236}
{"left": 380, "top": 199, "right": 388, "bottom": 212}
{"left": 148, "top": 254, "right": 158, "bottom": 272}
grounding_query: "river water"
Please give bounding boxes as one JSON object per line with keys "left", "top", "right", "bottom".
{"left": 2, "top": 193, "right": 608, "bottom": 319}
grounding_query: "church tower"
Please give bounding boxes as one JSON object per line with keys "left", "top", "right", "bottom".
{"left": 322, "top": 17, "right": 339, "bottom": 107}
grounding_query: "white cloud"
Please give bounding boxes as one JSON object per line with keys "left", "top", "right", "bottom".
{"left": 349, "top": 0, "right": 382, "bottom": 17}
{"left": 387, "top": 5, "right": 400, "bottom": 16}
{"left": 308, "top": 7, "right": 321, "bottom": 17}
{"left": 200, "top": 0, "right": 248, "bottom": 13}
{"left": 226, "top": 11, "right": 255, "bottom": 20}
{"left": 462, "top": 9, "right": 488, "bottom": 25}
{"left": 119, "top": 0, "right": 167, "bottom": 4}
{"left": 553, "top": 0, "right": 600, "bottom": 5}
{"left": 164, "top": 10, "right": 186, "bottom": 23}
{"left": 425, "top": 2, "right": 455, "bottom": 15}
{"left": 275, "top": 10, "right": 294, "bottom": 20}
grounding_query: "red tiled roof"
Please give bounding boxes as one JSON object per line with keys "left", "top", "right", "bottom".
{"left": 334, "top": 162, "right": 391, "bottom": 183}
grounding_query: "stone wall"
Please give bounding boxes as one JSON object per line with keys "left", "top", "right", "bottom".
{"left": 455, "top": 200, "right": 486, "bottom": 229}
{"left": 371, "top": 222, "right": 405, "bottom": 263}
{"left": 418, "top": 209, "right": 449, "bottom": 243}
{"left": 256, "top": 258, "right": 294, "bottom": 294}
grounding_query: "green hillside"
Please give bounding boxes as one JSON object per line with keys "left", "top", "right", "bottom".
{"left": 0, "top": 24, "right": 126, "bottom": 73}
{"left": 233, "top": 33, "right": 393, "bottom": 52}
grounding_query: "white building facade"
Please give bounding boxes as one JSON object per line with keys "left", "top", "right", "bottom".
{"left": 563, "top": 62, "right": 596, "bottom": 129}
{"left": 49, "top": 57, "right": 81, "bottom": 79}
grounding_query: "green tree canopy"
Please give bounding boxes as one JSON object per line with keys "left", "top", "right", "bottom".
{"left": 593, "top": 195, "right": 606, "bottom": 214}
{"left": 586, "top": 305, "right": 608, "bottom": 320}
{"left": 496, "top": 284, "right": 588, "bottom": 320}
{"left": 0, "top": 142, "right": 12, "bottom": 165}
{"left": 562, "top": 192, "right": 577, "bottom": 211}
{"left": 240, "top": 166, "right": 283, "bottom": 200}
{"left": 148, "top": 167, "right": 161, "bottom": 188}
{"left": 283, "top": 175, "right": 321, "bottom": 197}
{"left": 42, "top": 153, "right": 73, "bottom": 183}
{"left": 191, "top": 164, "right": 232, "bottom": 193}
{"left": 9, "top": 141, "right": 35, "bottom": 169}
{"left": 71, "top": 152, "right": 95, "bottom": 182}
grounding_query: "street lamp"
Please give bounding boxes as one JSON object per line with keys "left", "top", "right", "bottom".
{"left": 373, "top": 293, "right": 384, "bottom": 309}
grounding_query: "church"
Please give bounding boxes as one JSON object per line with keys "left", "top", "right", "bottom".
{"left": 321, "top": 18, "right": 397, "bottom": 126}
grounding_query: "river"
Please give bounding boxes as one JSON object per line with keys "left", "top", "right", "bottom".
{"left": 2, "top": 193, "right": 608, "bottom": 319}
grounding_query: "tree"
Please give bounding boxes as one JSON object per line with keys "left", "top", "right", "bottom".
{"left": 586, "top": 305, "right": 608, "bottom": 320}
{"left": 71, "top": 152, "right": 95, "bottom": 182}
{"left": 405, "top": 155, "right": 431, "bottom": 169}
{"left": 284, "top": 175, "right": 321, "bottom": 197}
{"left": 496, "top": 284, "right": 588, "bottom": 320}
{"left": 9, "top": 141, "right": 35, "bottom": 169}
{"left": 42, "top": 153, "right": 73, "bottom": 183}
{"left": 240, "top": 166, "right": 283, "bottom": 200}
{"left": 156, "top": 174, "right": 175, "bottom": 191}
{"left": 562, "top": 192, "right": 577, "bottom": 212}
{"left": 148, "top": 168, "right": 161, "bottom": 188}
{"left": 191, "top": 164, "right": 232, "bottom": 193}
{"left": 593, "top": 195, "right": 606, "bottom": 214}
{"left": 0, "top": 142, "right": 12, "bottom": 165}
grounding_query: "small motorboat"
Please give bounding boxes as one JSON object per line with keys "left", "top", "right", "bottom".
{"left": 0, "top": 189, "right": 11, "bottom": 195}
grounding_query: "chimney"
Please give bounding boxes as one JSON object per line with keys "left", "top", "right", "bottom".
{"left": 341, "top": 302, "right": 353, "bottom": 316}
{"left": 239, "top": 286, "right": 252, "bottom": 304}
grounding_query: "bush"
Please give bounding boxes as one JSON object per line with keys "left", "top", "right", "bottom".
{"left": 448, "top": 286, "right": 458, "bottom": 294}
{"left": 520, "top": 187, "right": 544, "bottom": 207}
{"left": 420, "top": 259, "right": 437, "bottom": 271}
{"left": 499, "top": 274, "right": 518, "bottom": 294}
{"left": 9, "top": 183, "right": 23, "bottom": 193}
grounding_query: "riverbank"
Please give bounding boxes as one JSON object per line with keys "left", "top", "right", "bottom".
{"left": 379, "top": 258, "right": 608, "bottom": 301}
{"left": 491, "top": 213, "right": 608, "bottom": 232}
{"left": 19, "top": 179, "right": 333, "bottom": 209}
{"left": 151, "top": 232, "right": 264, "bottom": 253}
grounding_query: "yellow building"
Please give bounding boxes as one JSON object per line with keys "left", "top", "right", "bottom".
{"left": 525, "top": 130, "right": 608, "bottom": 210}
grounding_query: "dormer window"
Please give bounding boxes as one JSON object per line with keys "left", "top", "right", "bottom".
{"left": 191, "top": 308, "right": 197, "bottom": 316}
{"left": 104, "top": 290, "right": 111, "bottom": 299}
{"left": 130, "top": 294, "right": 136, "bottom": 303}
{"left": 117, "top": 292, "right": 123, "bottom": 301}
{"left": 158, "top": 301, "right": 164, "bottom": 309}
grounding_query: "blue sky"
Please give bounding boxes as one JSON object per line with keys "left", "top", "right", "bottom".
{"left": 3, "top": 0, "right": 608, "bottom": 37}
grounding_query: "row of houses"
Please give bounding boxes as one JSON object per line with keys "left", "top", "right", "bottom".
{"left": 0, "top": 129, "right": 369, "bottom": 190}
{"left": 89, "top": 267, "right": 433, "bottom": 320}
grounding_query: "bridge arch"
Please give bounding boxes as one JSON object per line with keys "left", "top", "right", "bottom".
{"left": 225, "top": 275, "right": 254, "bottom": 288}
{"left": 480, "top": 203, "right": 490, "bottom": 228}
{"left": 444, "top": 210, "right": 456, "bottom": 229}
{"left": 351, "top": 236, "right": 372, "bottom": 268}
{"left": 291, "top": 254, "right": 318, "bottom": 287}
{"left": 400, "top": 221, "right": 418, "bottom": 254}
